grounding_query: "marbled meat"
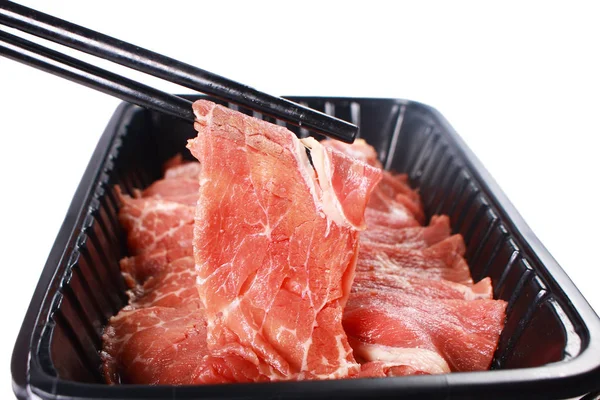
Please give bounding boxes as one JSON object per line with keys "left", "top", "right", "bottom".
{"left": 186, "top": 100, "right": 381, "bottom": 382}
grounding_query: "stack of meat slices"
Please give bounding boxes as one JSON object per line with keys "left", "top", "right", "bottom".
{"left": 101, "top": 101, "right": 506, "bottom": 385}
{"left": 323, "top": 140, "right": 507, "bottom": 377}
{"left": 102, "top": 100, "right": 382, "bottom": 384}
{"left": 101, "top": 160, "right": 209, "bottom": 384}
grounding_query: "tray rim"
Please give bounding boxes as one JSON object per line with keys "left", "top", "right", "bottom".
{"left": 12, "top": 96, "right": 600, "bottom": 399}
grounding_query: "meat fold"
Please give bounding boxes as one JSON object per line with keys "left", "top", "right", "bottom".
{"left": 103, "top": 185, "right": 206, "bottom": 384}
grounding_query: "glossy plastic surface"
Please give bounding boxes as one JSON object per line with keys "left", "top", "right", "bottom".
{"left": 11, "top": 97, "right": 600, "bottom": 399}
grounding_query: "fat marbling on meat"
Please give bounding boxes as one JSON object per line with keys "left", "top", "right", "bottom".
{"left": 186, "top": 100, "right": 382, "bottom": 382}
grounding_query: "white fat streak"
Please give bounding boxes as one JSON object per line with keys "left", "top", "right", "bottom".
{"left": 354, "top": 342, "right": 451, "bottom": 374}
{"left": 325, "top": 334, "right": 356, "bottom": 379}
{"left": 300, "top": 336, "right": 314, "bottom": 371}
{"left": 220, "top": 297, "right": 241, "bottom": 321}
{"left": 140, "top": 286, "right": 188, "bottom": 304}
{"left": 150, "top": 201, "right": 181, "bottom": 212}
{"left": 299, "top": 334, "right": 357, "bottom": 380}
{"left": 276, "top": 325, "right": 297, "bottom": 341}
{"left": 300, "top": 137, "right": 353, "bottom": 229}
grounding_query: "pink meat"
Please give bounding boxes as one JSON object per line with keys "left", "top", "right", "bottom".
{"left": 357, "top": 235, "right": 473, "bottom": 286}
{"left": 162, "top": 154, "right": 202, "bottom": 180}
{"left": 343, "top": 290, "right": 506, "bottom": 375}
{"left": 165, "top": 162, "right": 202, "bottom": 180}
{"left": 128, "top": 256, "right": 199, "bottom": 309}
{"left": 142, "top": 178, "right": 199, "bottom": 206}
{"left": 119, "top": 247, "right": 193, "bottom": 289}
{"left": 353, "top": 273, "right": 492, "bottom": 301}
{"left": 321, "top": 138, "right": 382, "bottom": 168}
{"left": 361, "top": 215, "right": 451, "bottom": 248}
{"left": 104, "top": 188, "right": 206, "bottom": 385}
{"left": 104, "top": 116, "right": 506, "bottom": 384}
{"left": 102, "top": 303, "right": 207, "bottom": 384}
{"left": 365, "top": 207, "right": 421, "bottom": 230}
{"left": 187, "top": 100, "right": 381, "bottom": 382}
{"left": 118, "top": 194, "right": 194, "bottom": 257}
{"left": 378, "top": 172, "right": 421, "bottom": 204}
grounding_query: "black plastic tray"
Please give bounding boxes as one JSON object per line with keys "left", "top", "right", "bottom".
{"left": 11, "top": 97, "right": 600, "bottom": 399}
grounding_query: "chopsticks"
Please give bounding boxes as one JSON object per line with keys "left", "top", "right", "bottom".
{"left": 0, "top": 30, "right": 195, "bottom": 122}
{"left": 0, "top": 2, "right": 358, "bottom": 143}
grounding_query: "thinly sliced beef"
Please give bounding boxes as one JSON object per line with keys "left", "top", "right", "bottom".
{"left": 361, "top": 215, "right": 451, "bottom": 248}
{"left": 142, "top": 178, "right": 199, "bottom": 206}
{"left": 321, "top": 138, "right": 381, "bottom": 168}
{"left": 187, "top": 99, "right": 381, "bottom": 382}
{"left": 377, "top": 172, "right": 421, "bottom": 204}
{"left": 128, "top": 256, "right": 198, "bottom": 309}
{"left": 118, "top": 194, "right": 194, "bottom": 257}
{"left": 357, "top": 235, "right": 473, "bottom": 286}
{"left": 365, "top": 207, "right": 421, "bottom": 230}
{"left": 120, "top": 247, "right": 193, "bottom": 289}
{"left": 368, "top": 189, "right": 425, "bottom": 224}
{"left": 103, "top": 182, "right": 206, "bottom": 385}
{"left": 103, "top": 110, "right": 506, "bottom": 385}
{"left": 102, "top": 303, "right": 207, "bottom": 384}
{"left": 352, "top": 273, "right": 492, "bottom": 301}
{"left": 165, "top": 161, "right": 202, "bottom": 180}
{"left": 344, "top": 290, "right": 506, "bottom": 375}
{"left": 329, "top": 138, "right": 506, "bottom": 378}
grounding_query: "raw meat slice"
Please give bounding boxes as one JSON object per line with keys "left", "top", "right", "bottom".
{"left": 142, "top": 178, "right": 199, "bottom": 206}
{"left": 119, "top": 247, "right": 193, "bottom": 289}
{"left": 357, "top": 355, "right": 434, "bottom": 377}
{"left": 365, "top": 207, "right": 421, "bottom": 230}
{"left": 361, "top": 215, "right": 450, "bottom": 248}
{"left": 377, "top": 172, "right": 421, "bottom": 204}
{"left": 357, "top": 235, "right": 473, "bottom": 285}
{"left": 367, "top": 189, "right": 425, "bottom": 224}
{"left": 118, "top": 194, "right": 194, "bottom": 256}
{"left": 343, "top": 290, "right": 506, "bottom": 375}
{"left": 321, "top": 138, "right": 382, "bottom": 168}
{"left": 322, "top": 139, "right": 422, "bottom": 209}
{"left": 162, "top": 154, "right": 202, "bottom": 180}
{"left": 128, "top": 256, "right": 198, "bottom": 309}
{"left": 165, "top": 162, "right": 202, "bottom": 180}
{"left": 187, "top": 99, "right": 381, "bottom": 382}
{"left": 353, "top": 272, "right": 492, "bottom": 301}
{"left": 102, "top": 303, "right": 207, "bottom": 385}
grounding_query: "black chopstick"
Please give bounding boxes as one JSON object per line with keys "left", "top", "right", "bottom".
{"left": 0, "top": 2, "right": 358, "bottom": 143}
{"left": 0, "top": 30, "right": 195, "bottom": 122}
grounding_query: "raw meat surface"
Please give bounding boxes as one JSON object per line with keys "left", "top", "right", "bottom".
{"left": 119, "top": 247, "right": 193, "bottom": 289}
{"left": 344, "top": 290, "right": 506, "bottom": 374}
{"left": 103, "top": 108, "right": 507, "bottom": 385}
{"left": 361, "top": 215, "right": 451, "bottom": 247}
{"left": 321, "top": 138, "right": 382, "bottom": 168}
{"left": 102, "top": 303, "right": 207, "bottom": 385}
{"left": 117, "top": 194, "right": 194, "bottom": 257}
{"left": 187, "top": 100, "right": 381, "bottom": 382}
{"left": 358, "top": 235, "right": 473, "bottom": 285}
{"left": 165, "top": 161, "right": 202, "bottom": 180}
{"left": 103, "top": 176, "right": 206, "bottom": 384}
{"left": 142, "top": 178, "right": 199, "bottom": 206}
{"left": 128, "top": 256, "right": 199, "bottom": 309}
{"left": 330, "top": 139, "right": 506, "bottom": 378}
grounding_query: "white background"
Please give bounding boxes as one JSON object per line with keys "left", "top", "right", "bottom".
{"left": 1, "top": 1, "right": 599, "bottom": 397}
